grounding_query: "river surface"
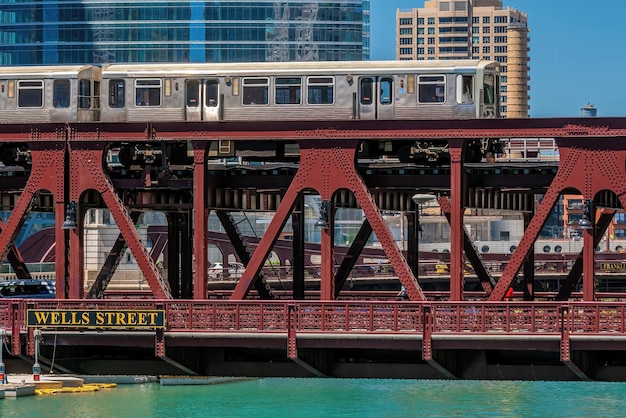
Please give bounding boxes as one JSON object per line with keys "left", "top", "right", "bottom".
{"left": 1, "top": 378, "right": 625, "bottom": 417}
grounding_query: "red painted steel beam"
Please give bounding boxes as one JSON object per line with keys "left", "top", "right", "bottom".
{"left": 192, "top": 145, "right": 209, "bottom": 300}
{"left": 0, "top": 138, "right": 67, "bottom": 297}
{"left": 231, "top": 140, "right": 425, "bottom": 301}
{"left": 489, "top": 138, "right": 626, "bottom": 301}
{"left": 438, "top": 197, "right": 496, "bottom": 294}
{"left": 448, "top": 140, "right": 465, "bottom": 301}
{"left": 67, "top": 141, "right": 171, "bottom": 299}
{"left": 151, "top": 118, "right": 626, "bottom": 141}
{"left": 0, "top": 220, "right": 31, "bottom": 280}
{"left": 556, "top": 211, "right": 615, "bottom": 301}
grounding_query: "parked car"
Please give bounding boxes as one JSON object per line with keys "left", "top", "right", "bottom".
{"left": 208, "top": 262, "right": 245, "bottom": 279}
{"left": 0, "top": 279, "right": 56, "bottom": 298}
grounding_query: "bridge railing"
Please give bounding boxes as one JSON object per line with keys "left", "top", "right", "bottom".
{"left": 1, "top": 300, "right": 626, "bottom": 335}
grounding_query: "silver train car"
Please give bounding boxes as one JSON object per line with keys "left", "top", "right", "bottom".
{"left": 0, "top": 65, "right": 101, "bottom": 123}
{"left": 0, "top": 60, "right": 500, "bottom": 164}
{"left": 99, "top": 60, "right": 499, "bottom": 123}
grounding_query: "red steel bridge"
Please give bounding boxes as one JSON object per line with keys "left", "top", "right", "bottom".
{"left": 1, "top": 117, "right": 626, "bottom": 380}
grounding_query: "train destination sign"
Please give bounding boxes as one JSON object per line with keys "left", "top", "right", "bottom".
{"left": 27, "top": 310, "right": 166, "bottom": 329}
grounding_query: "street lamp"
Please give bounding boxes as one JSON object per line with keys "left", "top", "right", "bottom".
{"left": 62, "top": 201, "right": 77, "bottom": 230}
{"left": 315, "top": 200, "right": 330, "bottom": 229}
{"left": 412, "top": 193, "right": 437, "bottom": 234}
{"left": 579, "top": 199, "right": 593, "bottom": 230}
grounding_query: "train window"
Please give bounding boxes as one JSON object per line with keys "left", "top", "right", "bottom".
{"left": 17, "top": 80, "right": 43, "bottom": 108}
{"left": 186, "top": 80, "right": 200, "bottom": 107}
{"left": 207, "top": 80, "right": 219, "bottom": 107}
{"left": 418, "top": 75, "right": 445, "bottom": 103}
{"left": 135, "top": 79, "right": 161, "bottom": 107}
{"left": 242, "top": 77, "right": 269, "bottom": 105}
{"left": 307, "top": 77, "right": 334, "bottom": 105}
{"left": 456, "top": 75, "right": 474, "bottom": 104}
{"left": 109, "top": 80, "right": 125, "bottom": 108}
{"left": 275, "top": 77, "right": 301, "bottom": 105}
{"left": 360, "top": 78, "right": 373, "bottom": 105}
{"left": 79, "top": 79, "right": 91, "bottom": 109}
{"left": 380, "top": 78, "right": 393, "bottom": 105}
{"left": 53, "top": 80, "right": 70, "bottom": 108}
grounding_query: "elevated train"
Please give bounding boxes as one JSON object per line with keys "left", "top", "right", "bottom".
{"left": 0, "top": 60, "right": 501, "bottom": 166}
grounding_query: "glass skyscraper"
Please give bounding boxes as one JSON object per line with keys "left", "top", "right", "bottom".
{"left": 0, "top": 1, "right": 370, "bottom": 65}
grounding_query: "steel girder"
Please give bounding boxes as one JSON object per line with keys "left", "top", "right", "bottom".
{"left": 488, "top": 138, "right": 626, "bottom": 301}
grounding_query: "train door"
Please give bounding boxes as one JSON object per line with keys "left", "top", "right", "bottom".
{"left": 358, "top": 76, "right": 394, "bottom": 120}
{"left": 185, "top": 79, "right": 220, "bottom": 121}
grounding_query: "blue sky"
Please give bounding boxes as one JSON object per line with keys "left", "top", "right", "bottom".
{"left": 370, "top": 1, "right": 626, "bottom": 117}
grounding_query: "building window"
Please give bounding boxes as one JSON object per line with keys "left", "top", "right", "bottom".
{"left": 483, "top": 36, "right": 491, "bottom": 43}
{"left": 242, "top": 77, "right": 269, "bottom": 105}
{"left": 400, "top": 38, "right": 413, "bottom": 45}
{"left": 275, "top": 77, "right": 301, "bottom": 105}
{"left": 483, "top": 27, "right": 490, "bottom": 33}
{"left": 472, "top": 27, "right": 479, "bottom": 34}
{"left": 428, "top": 47, "right": 435, "bottom": 54}
{"left": 417, "top": 38, "right": 424, "bottom": 44}
{"left": 494, "top": 36, "right": 507, "bottom": 43}
{"left": 400, "top": 28, "right": 413, "bottom": 35}
{"left": 472, "top": 17, "right": 480, "bottom": 24}
{"left": 418, "top": 18, "right": 424, "bottom": 25}
{"left": 495, "top": 16, "right": 508, "bottom": 23}
{"left": 495, "top": 56, "right": 507, "bottom": 63}
{"left": 428, "top": 37, "right": 435, "bottom": 44}
{"left": 428, "top": 17, "right": 435, "bottom": 24}
{"left": 399, "top": 18, "right": 413, "bottom": 25}
{"left": 418, "top": 75, "right": 445, "bottom": 103}
{"left": 417, "top": 28, "right": 424, "bottom": 34}
{"left": 495, "top": 26, "right": 507, "bottom": 33}
{"left": 483, "top": 46, "right": 490, "bottom": 53}
{"left": 417, "top": 48, "right": 424, "bottom": 54}
{"left": 483, "top": 17, "right": 490, "bottom": 24}
{"left": 495, "top": 46, "right": 507, "bottom": 53}
{"left": 17, "top": 80, "right": 43, "bottom": 108}
{"left": 400, "top": 47, "right": 413, "bottom": 55}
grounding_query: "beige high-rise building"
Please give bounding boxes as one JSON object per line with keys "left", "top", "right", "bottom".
{"left": 396, "top": 0, "right": 530, "bottom": 118}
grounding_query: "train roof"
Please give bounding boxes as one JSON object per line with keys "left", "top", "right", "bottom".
{"left": 0, "top": 65, "right": 97, "bottom": 77}
{"left": 101, "top": 60, "right": 498, "bottom": 77}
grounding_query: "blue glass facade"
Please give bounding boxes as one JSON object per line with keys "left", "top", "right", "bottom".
{"left": 0, "top": 1, "right": 370, "bottom": 65}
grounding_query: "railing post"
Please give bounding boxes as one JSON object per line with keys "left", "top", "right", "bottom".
{"left": 560, "top": 304, "right": 570, "bottom": 362}
{"left": 155, "top": 302, "right": 165, "bottom": 358}
{"left": 422, "top": 305, "right": 432, "bottom": 362}
{"left": 287, "top": 303, "right": 297, "bottom": 359}
{"left": 11, "top": 301, "right": 21, "bottom": 355}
